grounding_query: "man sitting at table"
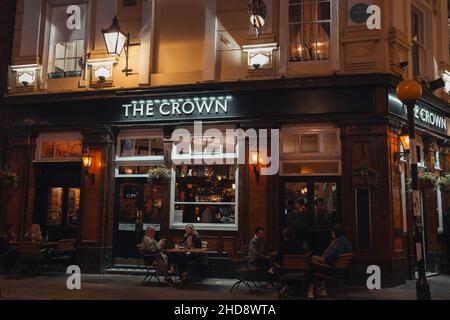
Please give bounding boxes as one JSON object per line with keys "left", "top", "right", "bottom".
{"left": 140, "top": 226, "right": 172, "bottom": 284}
{"left": 248, "top": 227, "right": 270, "bottom": 270}
{"left": 177, "top": 224, "right": 207, "bottom": 281}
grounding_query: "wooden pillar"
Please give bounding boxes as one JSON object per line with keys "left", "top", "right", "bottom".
{"left": 77, "top": 127, "right": 115, "bottom": 273}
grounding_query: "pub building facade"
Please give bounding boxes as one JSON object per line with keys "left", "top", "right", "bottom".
{"left": 1, "top": 0, "right": 450, "bottom": 287}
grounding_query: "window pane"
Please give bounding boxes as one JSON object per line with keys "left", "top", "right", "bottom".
{"left": 54, "top": 140, "right": 68, "bottom": 158}
{"left": 67, "top": 188, "right": 80, "bottom": 226}
{"left": 121, "top": 139, "right": 135, "bottom": 157}
{"left": 65, "top": 42, "right": 77, "bottom": 58}
{"left": 55, "top": 43, "right": 66, "bottom": 59}
{"left": 143, "top": 184, "right": 163, "bottom": 224}
{"left": 323, "top": 132, "right": 338, "bottom": 153}
{"left": 283, "top": 161, "right": 339, "bottom": 175}
{"left": 284, "top": 182, "right": 308, "bottom": 227}
{"left": 301, "top": 134, "right": 319, "bottom": 153}
{"left": 175, "top": 165, "right": 236, "bottom": 203}
{"left": 48, "top": 187, "right": 63, "bottom": 225}
{"left": 314, "top": 182, "right": 337, "bottom": 225}
{"left": 119, "top": 166, "right": 154, "bottom": 175}
{"left": 67, "top": 140, "right": 82, "bottom": 158}
{"left": 150, "top": 138, "right": 164, "bottom": 156}
{"left": 41, "top": 141, "right": 55, "bottom": 158}
{"left": 283, "top": 134, "right": 300, "bottom": 153}
{"left": 135, "top": 138, "right": 150, "bottom": 156}
{"left": 174, "top": 204, "right": 235, "bottom": 224}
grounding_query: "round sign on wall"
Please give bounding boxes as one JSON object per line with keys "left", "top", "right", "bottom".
{"left": 350, "top": 3, "right": 370, "bottom": 24}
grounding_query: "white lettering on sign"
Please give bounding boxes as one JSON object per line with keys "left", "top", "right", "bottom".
{"left": 366, "top": 5, "right": 381, "bottom": 30}
{"left": 66, "top": 5, "right": 82, "bottom": 30}
{"left": 414, "top": 107, "right": 447, "bottom": 131}
{"left": 122, "top": 96, "right": 232, "bottom": 119}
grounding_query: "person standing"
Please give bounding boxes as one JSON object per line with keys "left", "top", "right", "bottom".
{"left": 3, "top": 224, "right": 18, "bottom": 274}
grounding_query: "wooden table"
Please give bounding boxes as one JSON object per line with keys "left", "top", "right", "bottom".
{"left": 166, "top": 248, "right": 207, "bottom": 254}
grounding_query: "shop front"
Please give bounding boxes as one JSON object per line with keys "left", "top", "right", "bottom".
{"left": 2, "top": 74, "right": 448, "bottom": 286}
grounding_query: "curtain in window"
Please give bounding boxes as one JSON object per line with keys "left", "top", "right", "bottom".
{"left": 289, "top": 0, "right": 331, "bottom": 62}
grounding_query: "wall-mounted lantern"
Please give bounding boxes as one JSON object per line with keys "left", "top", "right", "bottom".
{"left": 395, "top": 127, "right": 410, "bottom": 161}
{"left": 82, "top": 147, "right": 95, "bottom": 184}
{"left": 248, "top": 0, "right": 267, "bottom": 37}
{"left": 250, "top": 150, "right": 261, "bottom": 181}
{"left": 102, "top": 16, "right": 137, "bottom": 76}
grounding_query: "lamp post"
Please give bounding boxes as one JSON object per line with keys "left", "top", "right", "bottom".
{"left": 396, "top": 79, "right": 431, "bottom": 300}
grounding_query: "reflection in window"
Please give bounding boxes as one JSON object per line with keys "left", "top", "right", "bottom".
{"left": 119, "top": 138, "right": 164, "bottom": 157}
{"left": 38, "top": 139, "right": 82, "bottom": 161}
{"left": 289, "top": 0, "right": 331, "bottom": 62}
{"left": 67, "top": 188, "right": 80, "bottom": 226}
{"left": 48, "top": 188, "right": 64, "bottom": 225}
{"left": 314, "top": 182, "right": 337, "bottom": 225}
{"left": 284, "top": 182, "right": 308, "bottom": 227}
{"left": 173, "top": 165, "right": 237, "bottom": 225}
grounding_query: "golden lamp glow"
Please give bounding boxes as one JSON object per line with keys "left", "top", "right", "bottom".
{"left": 396, "top": 79, "right": 423, "bottom": 102}
{"left": 82, "top": 152, "right": 94, "bottom": 169}
{"left": 400, "top": 133, "right": 410, "bottom": 151}
{"left": 250, "top": 151, "right": 260, "bottom": 165}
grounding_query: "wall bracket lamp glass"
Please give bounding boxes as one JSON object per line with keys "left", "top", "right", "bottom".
{"left": 395, "top": 127, "right": 410, "bottom": 161}
{"left": 102, "top": 16, "right": 138, "bottom": 77}
{"left": 248, "top": 0, "right": 267, "bottom": 37}
{"left": 250, "top": 151, "right": 261, "bottom": 181}
{"left": 82, "top": 147, "right": 95, "bottom": 184}
{"left": 242, "top": 43, "right": 278, "bottom": 70}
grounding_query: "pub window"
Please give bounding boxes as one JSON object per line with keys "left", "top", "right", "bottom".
{"left": 46, "top": 1, "right": 88, "bottom": 79}
{"left": 115, "top": 131, "right": 165, "bottom": 178}
{"left": 171, "top": 128, "right": 239, "bottom": 231}
{"left": 281, "top": 127, "right": 341, "bottom": 176}
{"left": 411, "top": 6, "right": 425, "bottom": 79}
{"left": 288, "top": 0, "right": 331, "bottom": 62}
{"left": 35, "top": 133, "right": 82, "bottom": 162}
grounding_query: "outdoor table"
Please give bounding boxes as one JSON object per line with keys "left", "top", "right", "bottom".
{"left": 166, "top": 248, "right": 207, "bottom": 254}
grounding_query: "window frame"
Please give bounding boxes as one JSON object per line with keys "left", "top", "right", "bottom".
{"left": 115, "top": 130, "right": 165, "bottom": 178}
{"left": 35, "top": 132, "right": 82, "bottom": 163}
{"left": 42, "top": 0, "right": 90, "bottom": 82}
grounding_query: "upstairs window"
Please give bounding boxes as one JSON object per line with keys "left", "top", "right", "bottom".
{"left": 411, "top": 6, "right": 425, "bottom": 79}
{"left": 289, "top": 0, "right": 331, "bottom": 62}
{"left": 46, "top": 2, "right": 88, "bottom": 79}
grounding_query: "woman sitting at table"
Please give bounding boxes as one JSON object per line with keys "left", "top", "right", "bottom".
{"left": 177, "top": 224, "right": 207, "bottom": 281}
{"left": 140, "top": 226, "right": 173, "bottom": 283}
{"left": 24, "top": 224, "right": 44, "bottom": 245}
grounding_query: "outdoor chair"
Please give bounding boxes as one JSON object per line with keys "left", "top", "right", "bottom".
{"left": 311, "top": 253, "right": 354, "bottom": 296}
{"left": 229, "top": 254, "right": 269, "bottom": 293}
{"left": 16, "top": 242, "right": 42, "bottom": 276}
{"left": 138, "top": 245, "right": 170, "bottom": 286}
{"left": 278, "top": 254, "right": 309, "bottom": 298}
{"left": 48, "top": 239, "right": 76, "bottom": 270}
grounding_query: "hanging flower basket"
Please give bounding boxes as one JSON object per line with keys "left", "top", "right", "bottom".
{"left": 418, "top": 171, "right": 439, "bottom": 190}
{"left": 147, "top": 166, "right": 171, "bottom": 185}
{"left": 0, "top": 168, "right": 20, "bottom": 188}
{"left": 438, "top": 174, "right": 450, "bottom": 193}
{"left": 352, "top": 164, "right": 379, "bottom": 189}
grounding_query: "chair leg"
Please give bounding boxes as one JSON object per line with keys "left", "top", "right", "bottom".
{"left": 230, "top": 280, "right": 242, "bottom": 293}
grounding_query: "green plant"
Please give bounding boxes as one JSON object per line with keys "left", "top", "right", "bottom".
{"left": 0, "top": 167, "right": 20, "bottom": 188}
{"left": 147, "top": 166, "right": 171, "bottom": 183}
{"left": 438, "top": 174, "right": 450, "bottom": 192}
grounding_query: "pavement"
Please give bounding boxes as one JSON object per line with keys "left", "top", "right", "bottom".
{"left": 0, "top": 273, "right": 449, "bottom": 300}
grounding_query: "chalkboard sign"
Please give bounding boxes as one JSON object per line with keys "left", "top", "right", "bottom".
{"left": 350, "top": 3, "right": 370, "bottom": 23}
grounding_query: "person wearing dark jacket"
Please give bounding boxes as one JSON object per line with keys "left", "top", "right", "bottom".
{"left": 307, "top": 224, "right": 352, "bottom": 298}
{"left": 176, "top": 224, "right": 207, "bottom": 280}
{"left": 248, "top": 227, "right": 270, "bottom": 270}
{"left": 274, "top": 228, "right": 304, "bottom": 266}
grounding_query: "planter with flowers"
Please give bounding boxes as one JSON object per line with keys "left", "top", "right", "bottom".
{"left": 0, "top": 167, "right": 20, "bottom": 188}
{"left": 352, "top": 163, "right": 379, "bottom": 189}
{"left": 438, "top": 174, "right": 450, "bottom": 193}
{"left": 148, "top": 166, "right": 171, "bottom": 185}
{"left": 417, "top": 171, "right": 439, "bottom": 190}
